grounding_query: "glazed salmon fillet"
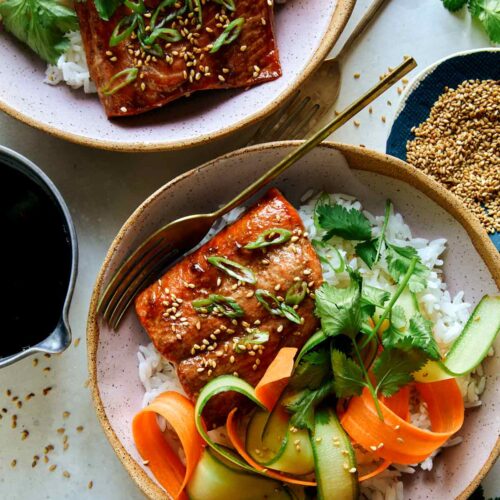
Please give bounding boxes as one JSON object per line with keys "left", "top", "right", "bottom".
{"left": 75, "top": 0, "right": 281, "bottom": 117}
{"left": 135, "top": 189, "right": 322, "bottom": 426}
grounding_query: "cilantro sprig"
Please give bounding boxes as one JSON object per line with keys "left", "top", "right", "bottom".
{"left": 441, "top": 0, "right": 500, "bottom": 43}
{"left": 316, "top": 203, "right": 372, "bottom": 241}
{"left": 0, "top": 0, "right": 79, "bottom": 63}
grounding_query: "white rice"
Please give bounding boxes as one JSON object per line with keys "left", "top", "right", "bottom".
{"left": 44, "top": 31, "right": 96, "bottom": 93}
{"left": 137, "top": 192, "right": 487, "bottom": 499}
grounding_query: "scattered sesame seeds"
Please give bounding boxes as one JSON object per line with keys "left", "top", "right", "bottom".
{"left": 73, "top": 337, "right": 81, "bottom": 347}
{"left": 49, "top": 464, "right": 57, "bottom": 472}
{"left": 406, "top": 79, "right": 500, "bottom": 233}
{"left": 63, "top": 471, "right": 71, "bottom": 478}
{"left": 88, "top": 481, "right": 94, "bottom": 490}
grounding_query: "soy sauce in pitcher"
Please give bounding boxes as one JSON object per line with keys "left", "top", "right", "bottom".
{"left": 0, "top": 163, "right": 72, "bottom": 357}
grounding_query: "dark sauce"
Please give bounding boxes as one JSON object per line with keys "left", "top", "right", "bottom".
{"left": 0, "top": 163, "right": 72, "bottom": 358}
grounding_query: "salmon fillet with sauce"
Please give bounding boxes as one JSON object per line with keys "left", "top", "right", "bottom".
{"left": 135, "top": 189, "right": 322, "bottom": 426}
{"left": 75, "top": 0, "right": 281, "bottom": 117}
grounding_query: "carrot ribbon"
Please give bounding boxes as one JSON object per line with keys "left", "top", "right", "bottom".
{"left": 341, "top": 379, "right": 464, "bottom": 465}
{"left": 132, "top": 392, "right": 205, "bottom": 500}
{"left": 255, "top": 347, "right": 297, "bottom": 411}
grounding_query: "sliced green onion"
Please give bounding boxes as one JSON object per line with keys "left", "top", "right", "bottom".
{"left": 192, "top": 294, "right": 244, "bottom": 318}
{"left": 124, "top": 0, "right": 146, "bottom": 14}
{"left": 187, "top": 0, "right": 203, "bottom": 23}
{"left": 150, "top": 0, "right": 178, "bottom": 27}
{"left": 255, "top": 290, "right": 302, "bottom": 325}
{"left": 143, "top": 27, "right": 182, "bottom": 45}
{"left": 285, "top": 281, "right": 307, "bottom": 306}
{"left": 109, "top": 15, "right": 137, "bottom": 46}
{"left": 312, "top": 239, "right": 345, "bottom": 274}
{"left": 280, "top": 303, "right": 302, "bottom": 325}
{"left": 244, "top": 228, "right": 292, "bottom": 250}
{"left": 213, "top": 0, "right": 236, "bottom": 11}
{"left": 255, "top": 289, "right": 283, "bottom": 316}
{"left": 235, "top": 329, "right": 269, "bottom": 352}
{"left": 207, "top": 256, "right": 256, "bottom": 284}
{"left": 101, "top": 67, "right": 138, "bottom": 96}
{"left": 210, "top": 17, "right": 244, "bottom": 53}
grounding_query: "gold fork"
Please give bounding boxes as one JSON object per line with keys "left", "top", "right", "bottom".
{"left": 247, "top": 0, "right": 389, "bottom": 145}
{"left": 98, "top": 57, "right": 417, "bottom": 330}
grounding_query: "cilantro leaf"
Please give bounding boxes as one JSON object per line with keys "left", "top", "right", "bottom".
{"left": 314, "top": 272, "right": 362, "bottom": 338}
{"left": 316, "top": 204, "right": 372, "bottom": 241}
{"left": 0, "top": 0, "right": 79, "bottom": 63}
{"left": 385, "top": 243, "right": 429, "bottom": 293}
{"left": 356, "top": 238, "right": 378, "bottom": 268}
{"left": 382, "top": 323, "right": 405, "bottom": 349}
{"left": 382, "top": 312, "right": 440, "bottom": 361}
{"left": 289, "top": 349, "right": 330, "bottom": 390}
{"left": 283, "top": 381, "right": 333, "bottom": 431}
{"left": 407, "top": 314, "right": 441, "bottom": 360}
{"left": 93, "top": 0, "right": 123, "bottom": 20}
{"left": 373, "top": 349, "right": 427, "bottom": 397}
{"left": 362, "top": 285, "right": 391, "bottom": 309}
{"left": 469, "top": 0, "right": 500, "bottom": 43}
{"left": 391, "top": 305, "right": 407, "bottom": 329}
{"left": 442, "top": 0, "right": 467, "bottom": 11}
{"left": 331, "top": 349, "right": 366, "bottom": 398}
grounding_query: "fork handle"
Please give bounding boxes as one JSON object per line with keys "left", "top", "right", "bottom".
{"left": 213, "top": 57, "right": 417, "bottom": 218}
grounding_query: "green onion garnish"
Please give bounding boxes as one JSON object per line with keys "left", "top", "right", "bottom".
{"left": 213, "top": 0, "right": 236, "bottom": 11}
{"left": 256, "top": 289, "right": 303, "bottom": 325}
{"left": 187, "top": 0, "right": 203, "bottom": 23}
{"left": 109, "top": 15, "right": 138, "bottom": 47}
{"left": 235, "top": 329, "right": 269, "bottom": 352}
{"left": 255, "top": 289, "right": 282, "bottom": 316}
{"left": 244, "top": 228, "right": 292, "bottom": 250}
{"left": 124, "top": 0, "right": 146, "bottom": 14}
{"left": 143, "top": 27, "right": 182, "bottom": 45}
{"left": 192, "top": 294, "right": 244, "bottom": 318}
{"left": 207, "top": 256, "right": 256, "bottom": 284}
{"left": 285, "top": 281, "right": 307, "bottom": 306}
{"left": 151, "top": 0, "right": 183, "bottom": 28}
{"left": 210, "top": 17, "right": 245, "bottom": 53}
{"left": 280, "top": 303, "right": 302, "bottom": 324}
{"left": 101, "top": 67, "right": 139, "bottom": 96}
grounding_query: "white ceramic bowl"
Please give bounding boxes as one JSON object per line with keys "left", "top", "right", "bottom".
{"left": 0, "top": 1, "right": 354, "bottom": 152}
{"left": 88, "top": 143, "right": 500, "bottom": 499}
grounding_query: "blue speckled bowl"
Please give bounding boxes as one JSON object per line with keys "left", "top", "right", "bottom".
{"left": 386, "top": 48, "right": 500, "bottom": 250}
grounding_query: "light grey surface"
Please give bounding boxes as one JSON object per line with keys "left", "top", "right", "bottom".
{"left": 0, "top": 0, "right": 497, "bottom": 498}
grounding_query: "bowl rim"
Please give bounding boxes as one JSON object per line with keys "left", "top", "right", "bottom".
{"left": 0, "top": 0, "right": 355, "bottom": 153}
{"left": 87, "top": 141, "right": 500, "bottom": 499}
{"left": 0, "top": 145, "right": 78, "bottom": 367}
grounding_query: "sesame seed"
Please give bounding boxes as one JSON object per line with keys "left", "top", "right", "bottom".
{"left": 406, "top": 79, "right": 500, "bottom": 234}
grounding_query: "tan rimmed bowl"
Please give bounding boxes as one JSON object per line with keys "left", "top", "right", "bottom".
{"left": 87, "top": 142, "right": 500, "bottom": 499}
{"left": 0, "top": 0, "right": 354, "bottom": 152}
